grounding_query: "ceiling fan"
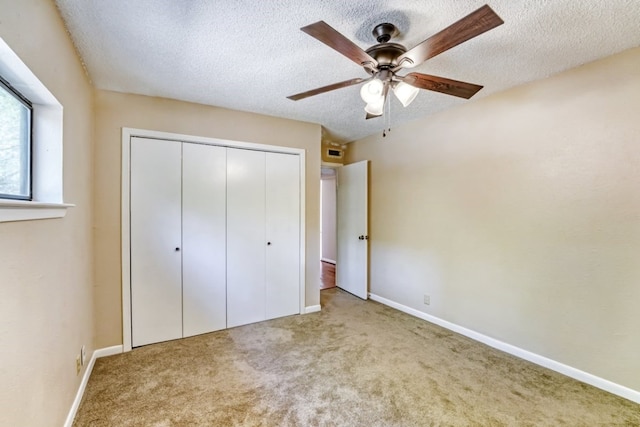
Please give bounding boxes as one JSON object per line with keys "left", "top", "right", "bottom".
{"left": 287, "top": 4, "right": 504, "bottom": 119}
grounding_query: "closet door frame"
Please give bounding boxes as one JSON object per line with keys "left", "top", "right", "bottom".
{"left": 121, "top": 127, "right": 306, "bottom": 352}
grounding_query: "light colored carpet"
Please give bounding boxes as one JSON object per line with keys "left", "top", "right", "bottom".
{"left": 74, "top": 288, "right": 640, "bottom": 426}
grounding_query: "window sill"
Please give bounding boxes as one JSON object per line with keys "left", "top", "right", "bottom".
{"left": 0, "top": 200, "right": 74, "bottom": 223}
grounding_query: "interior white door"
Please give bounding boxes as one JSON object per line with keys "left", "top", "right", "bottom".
{"left": 182, "top": 143, "right": 227, "bottom": 337}
{"left": 265, "top": 152, "right": 300, "bottom": 319}
{"left": 336, "top": 160, "right": 369, "bottom": 299}
{"left": 130, "top": 137, "right": 183, "bottom": 347}
{"left": 226, "top": 148, "right": 266, "bottom": 327}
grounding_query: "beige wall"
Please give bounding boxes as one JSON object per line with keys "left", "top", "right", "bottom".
{"left": 347, "top": 48, "right": 640, "bottom": 391}
{"left": 0, "top": 1, "right": 95, "bottom": 426}
{"left": 94, "top": 90, "right": 322, "bottom": 348}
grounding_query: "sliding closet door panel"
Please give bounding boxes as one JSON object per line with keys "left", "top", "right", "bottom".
{"left": 182, "top": 143, "right": 227, "bottom": 337}
{"left": 265, "top": 152, "right": 301, "bottom": 319}
{"left": 227, "top": 148, "right": 266, "bottom": 327}
{"left": 130, "top": 137, "right": 182, "bottom": 347}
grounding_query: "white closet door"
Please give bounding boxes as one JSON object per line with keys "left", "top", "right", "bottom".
{"left": 130, "top": 137, "right": 182, "bottom": 347}
{"left": 227, "top": 148, "right": 266, "bottom": 327}
{"left": 265, "top": 152, "right": 301, "bottom": 319}
{"left": 182, "top": 143, "right": 227, "bottom": 337}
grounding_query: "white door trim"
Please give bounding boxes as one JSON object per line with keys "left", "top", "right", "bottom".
{"left": 121, "top": 127, "right": 306, "bottom": 352}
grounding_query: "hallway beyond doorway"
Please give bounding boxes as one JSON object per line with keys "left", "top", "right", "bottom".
{"left": 320, "top": 261, "right": 335, "bottom": 290}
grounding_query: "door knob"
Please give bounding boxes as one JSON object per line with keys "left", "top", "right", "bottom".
{"left": 267, "top": 242, "right": 272, "bottom": 246}
{"left": 175, "top": 247, "right": 180, "bottom": 251}
{"left": 358, "top": 235, "right": 364, "bottom": 240}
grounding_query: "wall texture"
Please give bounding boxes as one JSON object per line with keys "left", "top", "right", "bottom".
{"left": 93, "top": 90, "right": 321, "bottom": 348}
{"left": 347, "top": 47, "right": 640, "bottom": 391}
{"left": 0, "top": 1, "right": 95, "bottom": 426}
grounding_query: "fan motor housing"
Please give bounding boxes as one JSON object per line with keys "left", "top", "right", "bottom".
{"left": 365, "top": 43, "right": 407, "bottom": 68}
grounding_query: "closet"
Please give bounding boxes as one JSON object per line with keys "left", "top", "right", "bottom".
{"left": 129, "top": 136, "right": 301, "bottom": 347}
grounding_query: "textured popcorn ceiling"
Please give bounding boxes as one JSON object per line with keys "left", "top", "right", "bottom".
{"left": 55, "top": 0, "right": 640, "bottom": 143}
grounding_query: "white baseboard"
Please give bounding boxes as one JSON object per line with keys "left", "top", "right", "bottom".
{"left": 304, "top": 305, "right": 321, "bottom": 314}
{"left": 93, "top": 345, "right": 123, "bottom": 359}
{"left": 64, "top": 345, "right": 123, "bottom": 427}
{"left": 368, "top": 293, "right": 640, "bottom": 404}
{"left": 321, "top": 258, "right": 336, "bottom": 265}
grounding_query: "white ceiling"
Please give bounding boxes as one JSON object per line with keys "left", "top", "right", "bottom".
{"left": 54, "top": 0, "right": 640, "bottom": 143}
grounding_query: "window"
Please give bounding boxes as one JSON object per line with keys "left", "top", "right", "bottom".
{"left": 0, "top": 76, "right": 32, "bottom": 200}
{"left": 0, "top": 36, "right": 71, "bottom": 223}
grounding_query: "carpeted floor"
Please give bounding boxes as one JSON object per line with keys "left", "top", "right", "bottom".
{"left": 73, "top": 288, "right": 640, "bottom": 426}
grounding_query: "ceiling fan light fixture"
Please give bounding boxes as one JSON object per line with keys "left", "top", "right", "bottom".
{"left": 393, "top": 81, "right": 419, "bottom": 107}
{"left": 288, "top": 5, "right": 504, "bottom": 125}
{"left": 364, "top": 98, "right": 384, "bottom": 116}
{"left": 360, "top": 78, "right": 385, "bottom": 104}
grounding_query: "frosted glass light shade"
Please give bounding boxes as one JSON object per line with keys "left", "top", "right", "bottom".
{"left": 364, "top": 99, "right": 384, "bottom": 116}
{"left": 393, "top": 81, "right": 419, "bottom": 107}
{"left": 360, "top": 79, "right": 384, "bottom": 104}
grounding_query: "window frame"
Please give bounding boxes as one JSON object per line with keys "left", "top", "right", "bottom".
{"left": 0, "top": 36, "right": 73, "bottom": 223}
{"left": 0, "top": 74, "right": 33, "bottom": 201}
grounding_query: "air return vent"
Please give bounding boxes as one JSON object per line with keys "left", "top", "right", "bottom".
{"left": 327, "top": 148, "right": 343, "bottom": 159}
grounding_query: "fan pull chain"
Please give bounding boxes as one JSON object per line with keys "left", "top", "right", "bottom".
{"left": 383, "top": 92, "right": 391, "bottom": 138}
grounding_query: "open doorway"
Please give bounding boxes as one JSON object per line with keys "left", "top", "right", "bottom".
{"left": 320, "top": 167, "right": 337, "bottom": 289}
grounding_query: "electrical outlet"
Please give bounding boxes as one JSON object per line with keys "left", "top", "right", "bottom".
{"left": 81, "top": 345, "right": 86, "bottom": 366}
{"left": 76, "top": 355, "right": 81, "bottom": 375}
{"left": 423, "top": 294, "right": 430, "bottom": 305}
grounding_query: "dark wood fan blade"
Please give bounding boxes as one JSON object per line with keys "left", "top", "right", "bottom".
{"left": 301, "top": 21, "right": 378, "bottom": 68}
{"left": 403, "top": 73, "right": 483, "bottom": 99}
{"left": 287, "top": 78, "right": 365, "bottom": 101}
{"left": 366, "top": 113, "right": 382, "bottom": 120}
{"left": 396, "top": 4, "right": 503, "bottom": 68}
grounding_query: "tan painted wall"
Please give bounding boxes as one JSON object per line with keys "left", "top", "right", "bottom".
{"left": 94, "top": 90, "right": 321, "bottom": 348}
{"left": 347, "top": 48, "right": 640, "bottom": 391}
{"left": 0, "top": 1, "right": 95, "bottom": 426}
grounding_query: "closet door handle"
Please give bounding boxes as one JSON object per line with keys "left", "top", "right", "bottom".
{"left": 267, "top": 242, "right": 272, "bottom": 246}
{"left": 175, "top": 247, "right": 180, "bottom": 252}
